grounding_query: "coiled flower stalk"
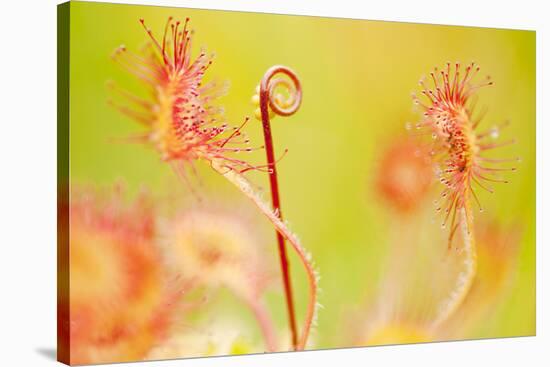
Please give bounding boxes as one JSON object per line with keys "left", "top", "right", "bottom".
{"left": 215, "top": 66, "right": 318, "bottom": 351}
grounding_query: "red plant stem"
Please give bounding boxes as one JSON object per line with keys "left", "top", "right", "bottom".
{"left": 259, "top": 65, "right": 302, "bottom": 350}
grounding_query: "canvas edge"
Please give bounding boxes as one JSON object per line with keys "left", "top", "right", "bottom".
{"left": 57, "top": 1, "right": 71, "bottom": 365}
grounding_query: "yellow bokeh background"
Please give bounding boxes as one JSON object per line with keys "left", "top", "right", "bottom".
{"left": 68, "top": 1, "right": 535, "bottom": 350}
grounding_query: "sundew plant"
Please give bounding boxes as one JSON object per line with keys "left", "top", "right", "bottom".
{"left": 62, "top": 3, "right": 535, "bottom": 365}
{"left": 410, "top": 62, "right": 518, "bottom": 326}
{"left": 110, "top": 17, "right": 318, "bottom": 352}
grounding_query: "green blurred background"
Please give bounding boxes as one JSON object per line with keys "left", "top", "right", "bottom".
{"left": 68, "top": 0, "right": 535, "bottom": 349}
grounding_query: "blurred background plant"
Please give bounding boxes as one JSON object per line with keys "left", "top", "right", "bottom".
{"left": 61, "top": 185, "right": 182, "bottom": 365}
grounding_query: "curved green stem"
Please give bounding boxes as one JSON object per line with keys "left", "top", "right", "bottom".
{"left": 432, "top": 202, "right": 478, "bottom": 327}
{"left": 211, "top": 159, "right": 317, "bottom": 350}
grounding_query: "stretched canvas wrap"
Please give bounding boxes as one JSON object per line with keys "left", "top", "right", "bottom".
{"left": 57, "top": 1, "right": 536, "bottom": 365}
